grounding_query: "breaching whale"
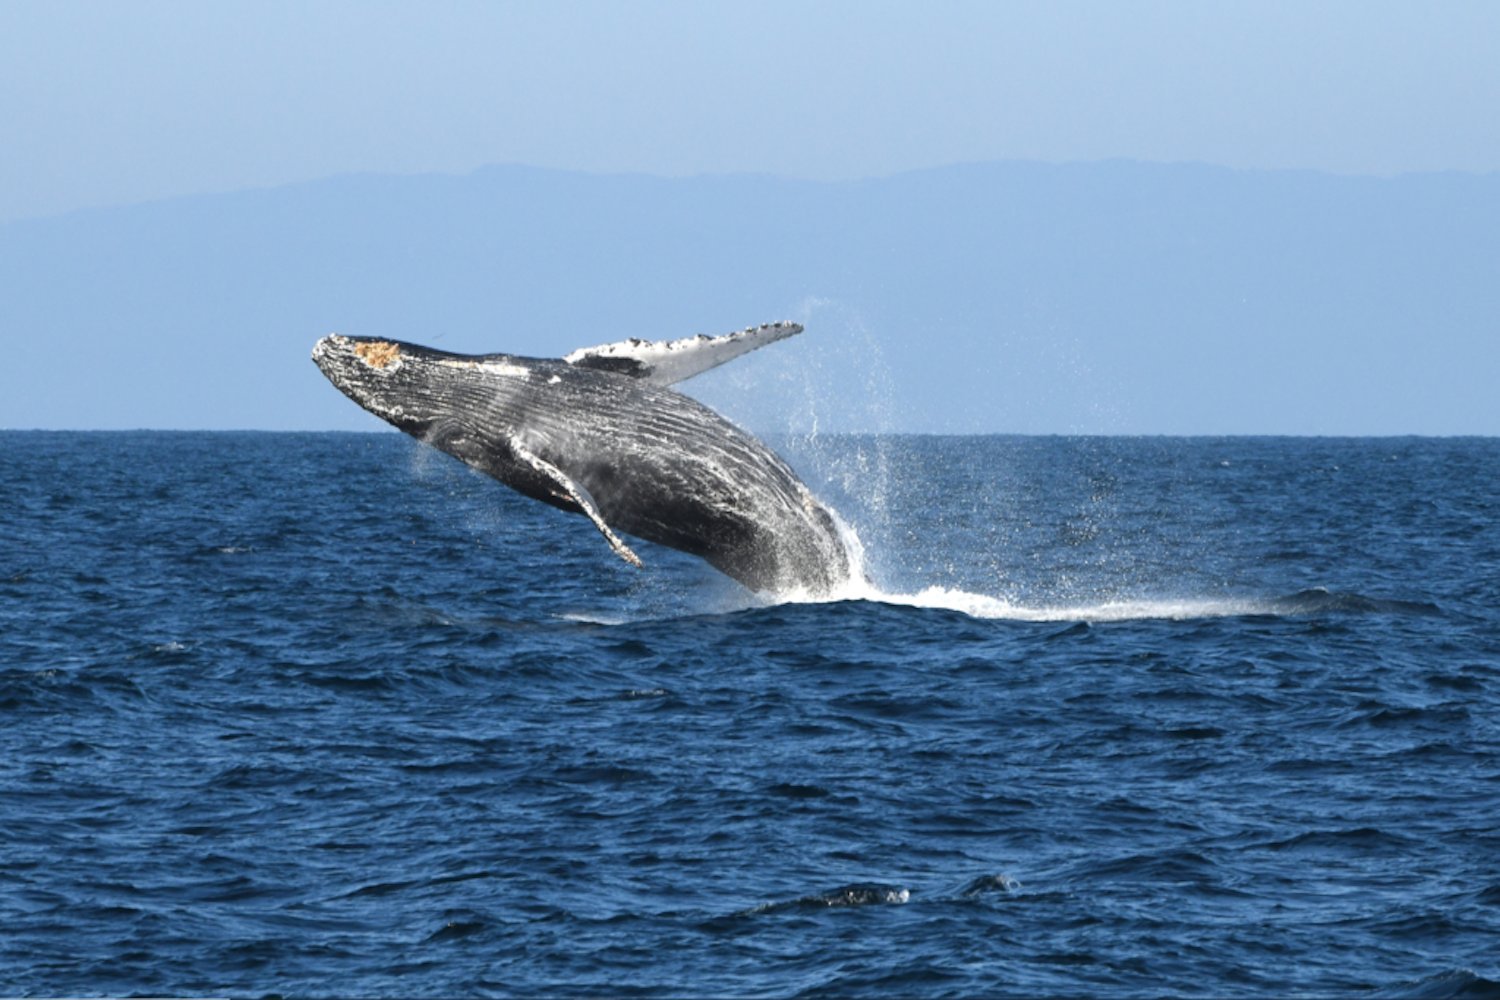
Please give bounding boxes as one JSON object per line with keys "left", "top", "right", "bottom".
{"left": 311, "top": 323, "right": 853, "bottom": 594}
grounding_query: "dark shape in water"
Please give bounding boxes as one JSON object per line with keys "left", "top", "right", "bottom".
{"left": 1270, "top": 588, "right": 1443, "bottom": 617}
{"left": 742, "top": 882, "right": 913, "bottom": 916}
{"left": 312, "top": 323, "right": 852, "bottom": 595}
{"left": 956, "top": 873, "right": 1022, "bottom": 897}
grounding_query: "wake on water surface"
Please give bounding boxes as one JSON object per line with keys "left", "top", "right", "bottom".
{"left": 798, "top": 584, "right": 1439, "bottom": 623}
{"left": 562, "top": 510, "right": 1442, "bottom": 626}
{"left": 568, "top": 575, "right": 1441, "bottom": 627}
{"left": 560, "top": 562, "right": 1440, "bottom": 627}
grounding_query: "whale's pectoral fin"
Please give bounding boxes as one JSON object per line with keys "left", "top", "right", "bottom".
{"left": 512, "top": 441, "right": 643, "bottom": 569}
{"left": 563, "top": 321, "right": 803, "bottom": 386}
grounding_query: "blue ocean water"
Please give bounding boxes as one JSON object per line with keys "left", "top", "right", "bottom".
{"left": 3, "top": 431, "right": 1498, "bottom": 998}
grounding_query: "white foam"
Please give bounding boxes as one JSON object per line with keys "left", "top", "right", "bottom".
{"left": 556, "top": 610, "right": 629, "bottom": 626}
{"left": 765, "top": 494, "right": 1279, "bottom": 623}
{"left": 780, "top": 574, "right": 1274, "bottom": 623}
{"left": 869, "top": 587, "right": 1270, "bottom": 622}
{"left": 558, "top": 582, "right": 1275, "bottom": 626}
{"left": 557, "top": 504, "right": 1278, "bottom": 626}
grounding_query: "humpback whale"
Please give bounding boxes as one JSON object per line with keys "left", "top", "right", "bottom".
{"left": 311, "top": 323, "right": 853, "bottom": 594}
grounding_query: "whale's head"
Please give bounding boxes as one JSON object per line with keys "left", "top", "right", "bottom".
{"left": 312, "top": 334, "right": 534, "bottom": 442}
{"left": 313, "top": 334, "right": 447, "bottom": 437}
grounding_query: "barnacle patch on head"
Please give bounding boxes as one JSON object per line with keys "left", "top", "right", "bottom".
{"left": 354, "top": 341, "right": 401, "bottom": 369}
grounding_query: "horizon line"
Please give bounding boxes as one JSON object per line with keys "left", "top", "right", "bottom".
{"left": 7, "top": 156, "right": 1500, "bottom": 229}
{"left": 3, "top": 428, "right": 1496, "bottom": 441}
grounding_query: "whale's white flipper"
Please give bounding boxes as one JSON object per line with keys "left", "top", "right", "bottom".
{"left": 513, "top": 441, "right": 643, "bottom": 568}
{"left": 564, "top": 322, "right": 802, "bottom": 387}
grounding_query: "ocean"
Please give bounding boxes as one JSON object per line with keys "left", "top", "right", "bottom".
{"left": 3, "top": 431, "right": 1498, "bottom": 997}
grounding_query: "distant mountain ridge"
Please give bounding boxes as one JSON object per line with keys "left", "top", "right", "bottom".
{"left": 3, "top": 162, "right": 1496, "bottom": 433}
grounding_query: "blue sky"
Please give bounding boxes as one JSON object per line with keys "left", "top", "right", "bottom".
{"left": 3, "top": 1, "right": 1499, "bottom": 222}
{"left": 2, "top": 2, "right": 1497, "bottom": 435}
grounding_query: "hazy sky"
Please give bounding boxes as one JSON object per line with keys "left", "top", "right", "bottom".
{"left": 3, "top": 0, "right": 1499, "bottom": 222}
